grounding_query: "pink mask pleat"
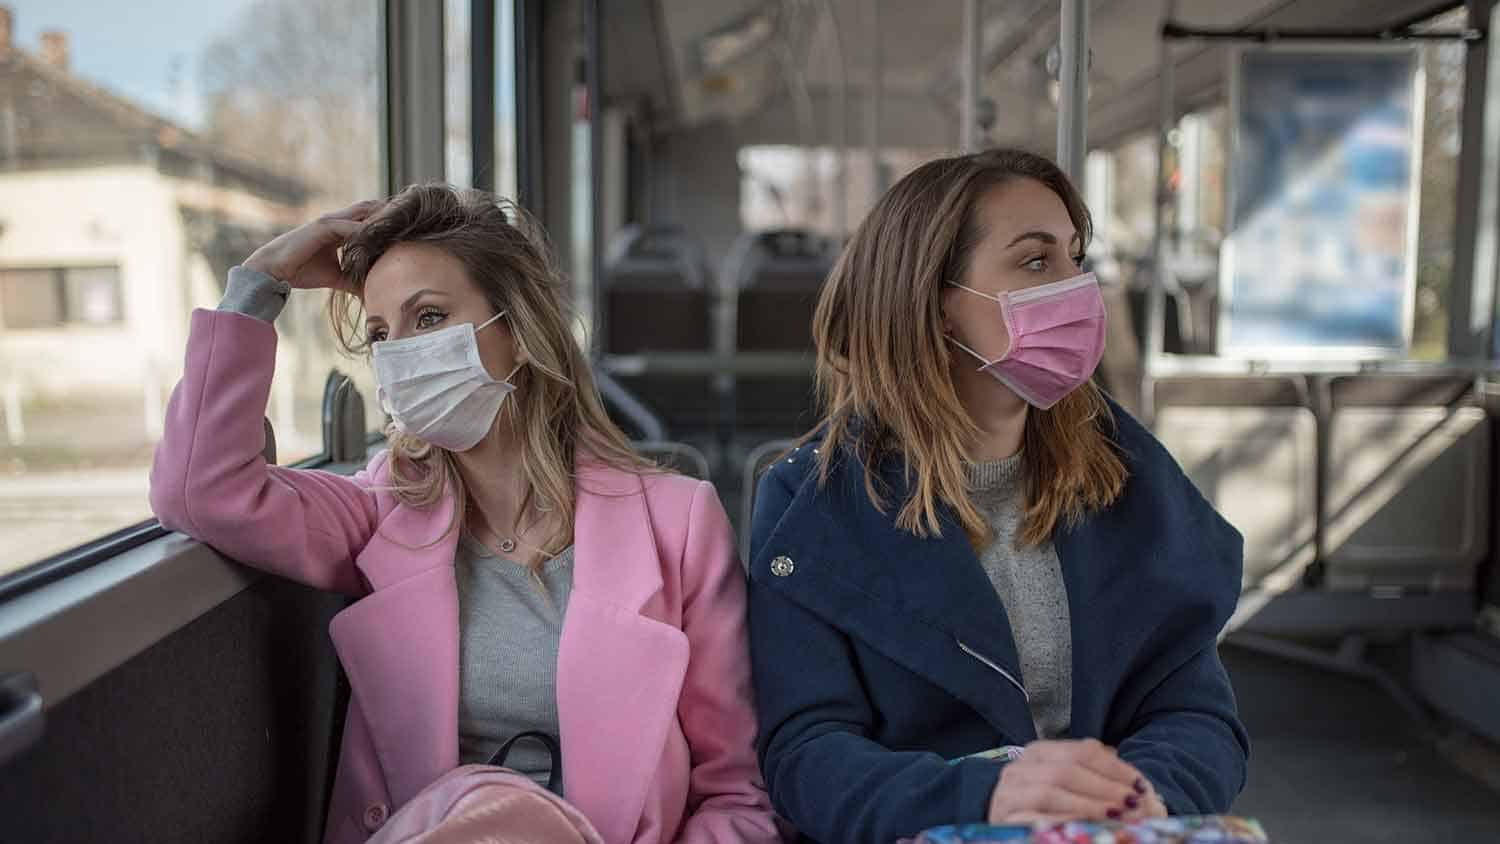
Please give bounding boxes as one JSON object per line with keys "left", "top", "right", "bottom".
{"left": 947, "top": 272, "right": 1107, "bottom": 409}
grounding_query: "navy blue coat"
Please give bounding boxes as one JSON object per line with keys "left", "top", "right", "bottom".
{"left": 747, "top": 406, "right": 1249, "bottom": 844}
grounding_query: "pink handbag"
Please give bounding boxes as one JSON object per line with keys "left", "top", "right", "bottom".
{"left": 366, "top": 733, "right": 603, "bottom": 844}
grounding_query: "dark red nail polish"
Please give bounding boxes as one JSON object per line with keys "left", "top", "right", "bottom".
{"left": 1134, "top": 778, "right": 1148, "bottom": 794}
{"left": 1106, "top": 808, "right": 1122, "bottom": 821}
{"left": 1125, "top": 794, "right": 1140, "bottom": 810}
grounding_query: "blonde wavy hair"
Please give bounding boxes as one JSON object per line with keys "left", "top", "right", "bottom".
{"left": 811, "top": 148, "right": 1127, "bottom": 548}
{"left": 330, "top": 183, "right": 651, "bottom": 554}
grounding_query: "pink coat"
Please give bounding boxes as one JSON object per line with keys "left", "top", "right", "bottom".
{"left": 149, "top": 310, "right": 781, "bottom": 844}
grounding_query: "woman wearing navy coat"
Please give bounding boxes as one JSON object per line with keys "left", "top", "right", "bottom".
{"left": 747, "top": 148, "right": 1248, "bottom": 844}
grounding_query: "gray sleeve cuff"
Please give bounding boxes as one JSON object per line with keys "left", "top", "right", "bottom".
{"left": 218, "top": 265, "right": 292, "bottom": 322}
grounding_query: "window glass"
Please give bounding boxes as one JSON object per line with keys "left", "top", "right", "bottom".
{"left": 1101, "top": 6, "right": 1468, "bottom": 361}
{"left": 0, "top": 269, "right": 65, "bottom": 328}
{"left": 64, "top": 266, "right": 124, "bottom": 324}
{"left": 737, "top": 145, "right": 942, "bottom": 240}
{"left": 447, "top": 0, "right": 473, "bottom": 190}
{"left": 0, "top": 0, "right": 381, "bottom": 576}
{"left": 494, "top": 0, "right": 518, "bottom": 202}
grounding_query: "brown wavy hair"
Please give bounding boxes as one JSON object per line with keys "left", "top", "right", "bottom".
{"left": 811, "top": 148, "right": 1127, "bottom": 548}
{"left": 329, "top": 183, "right": 650, "bottom": 554}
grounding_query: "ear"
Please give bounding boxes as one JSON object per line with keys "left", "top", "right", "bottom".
{"left": 939, "top": 287, "right": 960, "bottom": 335}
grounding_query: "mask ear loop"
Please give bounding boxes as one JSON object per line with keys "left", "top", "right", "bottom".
{"left": 943, "top": 334, "right": 993, "bottom": 370}
{"left": 483, "top": 310, "right": 523, "bottom": 387}
{"left": 945, "top": 281, "right": 1003, "bottom": 303}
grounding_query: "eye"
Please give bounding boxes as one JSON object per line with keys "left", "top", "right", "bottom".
{"left": 1072, "top": 252, "right": 1087, "bottom": 268}
{"left": 1023, "top": 255, "right": 1048, "bottom": 272}
{"left": 415, "top": 307, "right": 447, "bottom": 330}
{"left": 367, "top": 326, "right": 387, "bottom": 343}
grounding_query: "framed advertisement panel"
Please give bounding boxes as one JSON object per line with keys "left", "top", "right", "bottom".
{"left": 1220, "top": 45, "right": 1424, "bottom": 359}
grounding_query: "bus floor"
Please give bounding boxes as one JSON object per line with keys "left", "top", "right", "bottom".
{"left": 1222, "top": 640, "right": 1500, "bottom": 841}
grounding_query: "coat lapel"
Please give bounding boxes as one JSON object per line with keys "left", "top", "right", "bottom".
{"left": 557, "top": 463, "right": 690, "bottom": 844}
{"left": 329, "top": 494, "right": 463, "bottom": 808}
{"left": 323, "top": 462, "right": 695, "bottom": 839}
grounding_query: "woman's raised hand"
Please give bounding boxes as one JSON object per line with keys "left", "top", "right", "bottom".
{"left": 986, "top": 738, "right": 1168, "bottom": 827}
{"left": 243, "top": 199, "right": 383, "bottom": 292}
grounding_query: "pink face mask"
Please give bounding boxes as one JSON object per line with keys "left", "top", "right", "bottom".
{"left": 945, "top": 272, "right": 1107, "bottom": 410}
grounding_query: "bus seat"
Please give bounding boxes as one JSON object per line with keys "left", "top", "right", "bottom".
{"left": 634, "top": 440, "right": 712, "bottom": 481}
{"left": 605, "top": 225, "right": 711, "bottom": 353}
{"left": 1150, "top": 376, "right": 1317, "bottom": 591}
{"left": 262, "top": 417, "right": 277, "bottom": 465}
{"left": 603, "top": 226, "right": 718, "bottom": 432}
{"left": 739, "top": 438, "right": 799, "bottom": 564}
{"left": 725, "top": 231, "right": 835, "bottom": 435}
{"left": 1324, "top": 375, "right": 1489, "bottom": 591}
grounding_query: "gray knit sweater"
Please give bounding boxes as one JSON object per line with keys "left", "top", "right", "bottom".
{"left": 967, "top": 454, "right": 1073, "bottom": 739}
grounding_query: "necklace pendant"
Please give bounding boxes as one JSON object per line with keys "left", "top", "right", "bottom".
{"left": 499, "top": 538, "right": 517, "bottom": 554}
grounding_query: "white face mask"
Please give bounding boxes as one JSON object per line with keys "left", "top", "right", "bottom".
{"left": 371, "top": 310, "right": 522, "bottom": 451}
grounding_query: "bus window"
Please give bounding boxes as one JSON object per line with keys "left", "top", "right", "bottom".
{"left": 0, "top": 0, "right": 382, "bottom": 576}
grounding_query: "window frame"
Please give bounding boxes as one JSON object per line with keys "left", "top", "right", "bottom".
{"left": 0, "top": 446, "right": 361, "bottom": 606}
{"left": 0, "top": 265, "right": 124, "bottom": 330}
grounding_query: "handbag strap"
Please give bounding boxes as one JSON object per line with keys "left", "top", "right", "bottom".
{"left": 487, "top": 730, "right": 563, "bottom": 794}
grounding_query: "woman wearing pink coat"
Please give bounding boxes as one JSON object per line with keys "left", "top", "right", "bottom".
{"left": 148, "top": 185, "right": 779, "bottom": 844}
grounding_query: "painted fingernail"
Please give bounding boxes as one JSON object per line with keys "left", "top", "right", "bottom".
{"left": 1134, "top": 778, "right": 1148, "bottom": 794}
{"left": 1124, "top": 794, "right": 1140, "bottom": 810}
{"left": 1106, "top": 808, "right": 1122, "bottom": 821}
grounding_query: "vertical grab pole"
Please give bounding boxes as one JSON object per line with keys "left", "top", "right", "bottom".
{"left": 868, "top": 0, "right": 884, "bottom": 195}
{"left": 1141, "top": 0, "right": 1178, "bottom": 423}
{"left": 825, "top": 0, "right": 849, "bottom": 240}
{"left": 960, "top": 0, "right": 982, "bottom": 152}
{"left": 1056, "top": 0, "right": 1089, "bottom": 184}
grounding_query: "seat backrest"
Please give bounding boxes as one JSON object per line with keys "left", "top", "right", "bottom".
{"left": 634, "top": 440, "right": 712, "bottom": 481}
{"left": 1151, "top": 376, "right": 1316, "bottom": 592}
{"left": 261, "top": 417, "right": 277, "bottom": 464}
{"left": 727, "top": 230, "right": 836, "bottom": 353}
{"left": 604, "top": 226, "right": 711, "bottom": 354}
{"left": 604, "top": 225, "right": 709, "bottom": 289}
{"left": 739, "top": 438, "right": 800, "bottom": 563}
{"left": 1323, "top": 374, "right": 1489, "bottom": 589}
{"left": 321, "top": 371, "right": 368, "bottom": 464}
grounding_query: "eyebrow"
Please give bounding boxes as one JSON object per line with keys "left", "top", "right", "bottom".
{"left": 1005, "top": 230, "right": 1083, "bottom": 250}
{"left": 365, "top": 288, "right": 449, "bottom": 325}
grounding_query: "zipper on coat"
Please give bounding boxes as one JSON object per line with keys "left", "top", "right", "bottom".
{"left": 957, "top": 639, "right": 1030, "bottom": 701}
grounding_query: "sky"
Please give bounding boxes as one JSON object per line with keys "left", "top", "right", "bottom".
{"left": 11, "top": 0, "right": 260, "bottom": 129}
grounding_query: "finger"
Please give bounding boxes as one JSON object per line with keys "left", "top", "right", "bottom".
{"left": 323, "top": 219, "right": 363, "bottom": 240}
{"left": 997, "top": 777, "right": 1116, "bottom": 824}
{"left": 1034, "top": 780, "right": 1133, "bottom": 822}
{"left": 1025, "top": 758, "right": 1143, "bottom": 811}
{"left": 1144, "top": 792, "right": 1169, "bottom": 818}
{"left": 323, "top": 199, "right": 384, "bottom": 222}
{"left": 1050, "top": 740, "right": 1147, "bottom": 791}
